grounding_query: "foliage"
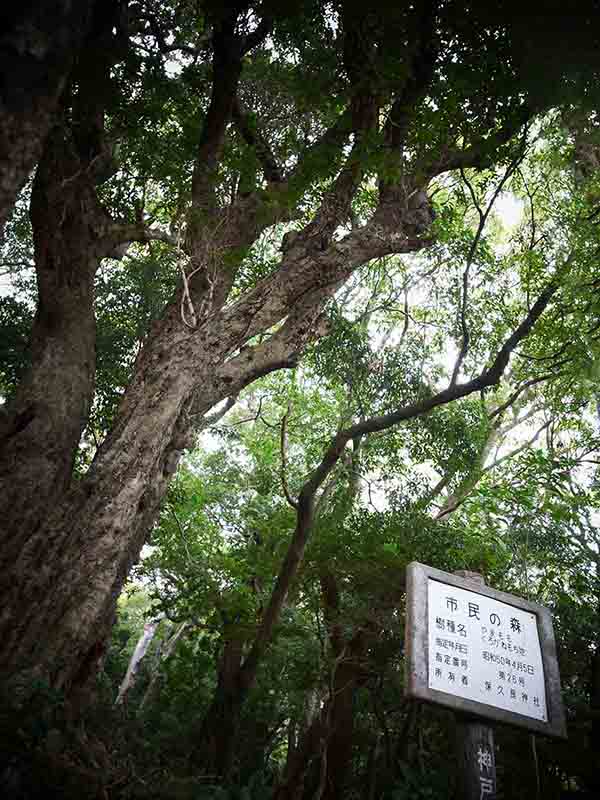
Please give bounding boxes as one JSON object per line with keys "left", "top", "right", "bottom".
{"left": 3, "top": 1, "right": 600, "bottom": 797}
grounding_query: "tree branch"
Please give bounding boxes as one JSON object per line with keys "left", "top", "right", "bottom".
{"left": 241, "top": 14, "right": 273, "bottom": 56}
{"left": 379, "top": 0, "right": 439, "bottom": 187}
{"left": 488, "top": 370, "right": 566, "bottom": 420}
{"left": 190, "top": 13, "right": 245, "bottom": 210}
{"left": 450, "top": 150, "right": 525, "bottom": 386}
{"left": 236, "top": 274, "right": 560, "bottom": 696}
{"left": 195, "top": 394, "right": 239, "bottom": 429}
{"left": 105, "top": 221, "right": 177, "bottom": 249}
{"left": 482, "top": 419, "right": 553, "bottom": 474}
{"left": 426, "top": 104, "right": 534, "bottom": 178}
{"left": 280, "top": 403, "right": 298, "bottom": 510}
{"left": 232, "top": 97, "right": 283, "bottom": 184}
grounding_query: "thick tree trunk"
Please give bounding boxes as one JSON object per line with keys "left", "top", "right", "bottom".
{"left": 0, "top": 127, "right": 109, "bottom": 551}
{"left": 0, "top": 271, "right": 283, "bottom": 689}
{"left": 0, "top": 48, "right": 439, "bottom": 691}
{"left": 0, "top": 2, "right": 94, "bottom": 237}
{"left": 0, "top": 221, "right": 338, "bottom": 689}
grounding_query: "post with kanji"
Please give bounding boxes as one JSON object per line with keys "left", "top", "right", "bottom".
{"left": 453, "top": 572, "right": 496, "bottom": 800}
{"left": 405, "top": 562, "right": 566, "bottom": 800}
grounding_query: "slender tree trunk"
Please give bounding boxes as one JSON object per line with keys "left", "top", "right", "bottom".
{"left": 319, "top": 656, "right": 362, "bottom": 800}
{"left": 590, "top": 597, "right": 600, "bottom": 793}
{"left": 139, "top": 621, "right": 188, "bottom": 710}
{"left": 274, "top": 641, "right": 368, "bottom": 800}
{"left": 0, "top": 2, "right": 94, "bottom": 237}
{"left": 274, "top": 713, "right": 328, "bottom": 800}
{"left": 115, "top": 617, "right": 163, "bottom": 705}
{"left": 196, "top": 635, "right": 245, "bottom": 777}
{"left": 273, "top": 659, "right": 364, "bottom": 800}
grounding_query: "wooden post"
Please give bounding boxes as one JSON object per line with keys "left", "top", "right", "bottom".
{"left": 454, "top": 571, "right": 497, "bottom": 800}
{"left": 455, "top": 716, "right": 496, "bottom": 799}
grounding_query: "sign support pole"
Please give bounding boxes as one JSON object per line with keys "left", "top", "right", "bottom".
{"left": 453, "top": 571, "right": 497, "bottom": 800}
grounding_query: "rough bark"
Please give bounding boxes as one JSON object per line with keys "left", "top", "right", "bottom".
{"left": 0, "top": 126, "right": 112, "bottom": 548}
{"left": 0, "top": 2, "right": 95, "bottom": 237}
{"left": 0, "top": 0, "right": 130, "bottom": 553}
{"left": 0, "top": 184, "right": 432, "bottom": 691}
{"left": 0, "top": 0, "right": 161, "bottom": 690}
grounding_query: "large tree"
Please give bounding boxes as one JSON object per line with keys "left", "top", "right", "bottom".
{"left": 1, "top": 0, "right": 599, "bottom": 691}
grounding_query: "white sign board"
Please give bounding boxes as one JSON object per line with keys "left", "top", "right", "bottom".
{"left": 405, "top": 562, "right": 567, "bottom": 738}
{"left": 427, "top": 578, "right": 547, "bottom": 722}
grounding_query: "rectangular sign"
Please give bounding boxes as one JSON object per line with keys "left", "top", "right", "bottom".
{"left": 405, "top": 562, "right": 566, "bottom": 738}
{"left": 428, "top": 578, "right": 547, "bottom": 722}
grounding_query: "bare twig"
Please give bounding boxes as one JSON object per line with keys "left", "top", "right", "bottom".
{"left": 450, "top": 150, "right": 525, "bottom": 386}
{"left": 488, "top": 370, "right": 566, "bottom": 420}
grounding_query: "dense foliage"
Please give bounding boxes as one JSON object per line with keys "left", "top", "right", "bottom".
{"left": 2, "top": 1, "right": 600, "bottom": 798}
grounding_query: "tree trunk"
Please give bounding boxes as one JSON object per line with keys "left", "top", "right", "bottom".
{"left": 0, "top": 127, "right": 108, "bottom": 547}
{"left": 138, "top": 621, "right": 188, "bottom": 710}
{"left": 274, "top": 713, "right": 328, "bottom": 800}
{"left": 319, "top": 656, "right": 362, "bottom": 800}
{"left": 0, "top": 2, "right": 94, "bottom": 237}
{"left": 0, "top": 208, "right": 324, "bottom": 691}
{"left": 196, "top": 636, "right": 245, "bottom": 777}
{"left": 115, "top": 617, "right": 163, "bottom": 705}
{"left": 273, "top": 662, "right": 363, "bottom": 800}
{"left": 589, "top": 599, "right": 600, "bottom": 792}
{"left": 274, "top": 640, "right": 367, "bottom": 800}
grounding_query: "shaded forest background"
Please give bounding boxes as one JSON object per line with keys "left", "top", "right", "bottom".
{"left": 1, "top": 1, "right": 600, "bottom": 798}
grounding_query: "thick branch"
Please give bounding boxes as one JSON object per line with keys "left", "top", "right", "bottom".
{"left": 106, "top": 221, "right": 177, "bottom": 249}
{"left": 217, "top": 295, "right": 331, "bottom": 390}
{"left": 426, "top": 104, "right": 534, "bottom": 178}
{"left": 0, "top": 2, "right": 95, "bottom": 237}
{"left": 380, "top": 1, "right": 439, "bottom": 180}
{"left": 190, "top": 14, "right": 245, "bottom": 209}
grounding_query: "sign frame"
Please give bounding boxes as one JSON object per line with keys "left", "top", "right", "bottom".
{"left": 405, "top": 561, "right": 567, "bottom": 739}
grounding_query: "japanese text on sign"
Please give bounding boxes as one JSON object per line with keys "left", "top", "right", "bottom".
{"left": 427, "top": 578, "right": 547, "bottom": 722}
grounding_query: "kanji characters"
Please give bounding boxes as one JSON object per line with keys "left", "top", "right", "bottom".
{"left": 469, "top": 602, "right": 480, "bottom": 620}
{"left": 477, "top": 747, "right": 493, "bottom": 771}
